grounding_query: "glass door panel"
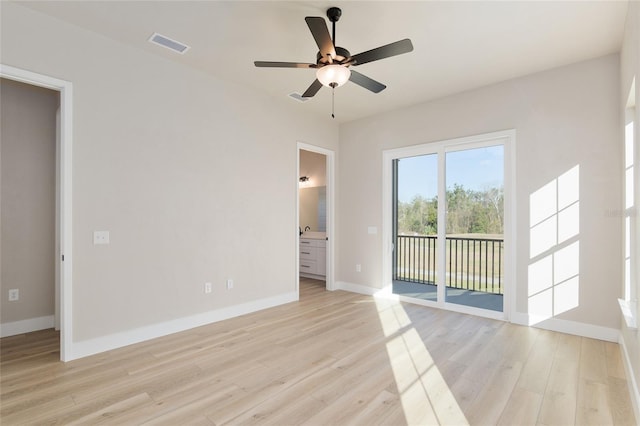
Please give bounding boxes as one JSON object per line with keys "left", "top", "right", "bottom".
{"left": 393, "top": 154, "right": 438, "bottom": 301}
{"left": 445, "top": 146, "right": 504, "bottom": 311}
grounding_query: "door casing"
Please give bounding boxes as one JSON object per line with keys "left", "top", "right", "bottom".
{"left": 296, "top": 143, "right": 335, "bottom": 292}
{"left": 1, "top": 64, "right": 74, "bottom": 361}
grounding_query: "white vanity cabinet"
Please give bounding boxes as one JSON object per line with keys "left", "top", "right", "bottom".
{"left": 299, "top": 236, "right": 326, "bottom": 278}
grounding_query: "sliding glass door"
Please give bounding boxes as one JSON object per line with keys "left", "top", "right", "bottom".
{"left": 393, "top": 154, "right": 439, "bottom": 301}
{"left": 444, "top": 145, "right": 504, "bottom": 311}
{"left": 390, "top": 133, "right": 509, "bottom": 315}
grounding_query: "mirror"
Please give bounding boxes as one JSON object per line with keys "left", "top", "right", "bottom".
{"left": 299, "top": 186, "right": 326, "bottom": 232}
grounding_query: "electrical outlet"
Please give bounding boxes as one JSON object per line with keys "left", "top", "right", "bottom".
{"left": 226, "top": 279, "right": 234, "bottom": 290}
{"left": 93, "top": 231, "right": 110, "bottom": 245}
{"left": 356, "top": 264, "right": 362, "bottom": 273}
{"left": 8, "top": 289, "right": 19, "bottom": 301}
{"left": 204, "top": 282, "right": 212, "bottom": 294}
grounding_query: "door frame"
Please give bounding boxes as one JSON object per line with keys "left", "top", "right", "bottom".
{"left": 296, "top": 142, "right": 335, "bottom": 292}
{"left": 382, "top": 129, "right": 516, "bottom": 321}
{"left": 1, "top": 64, "right": 73, "bottom": 361}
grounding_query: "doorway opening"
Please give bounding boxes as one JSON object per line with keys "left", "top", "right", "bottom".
{"left": 0, "top": 65, "right": 73, "bottom": 361}
{"left": 384, "top": 130, "right": 515, "bottom": 320}
{"left": 297, "top": 143, "right": 334, "bottom": 294}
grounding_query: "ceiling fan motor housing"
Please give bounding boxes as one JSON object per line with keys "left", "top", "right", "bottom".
{"left": 316, "top": 46, "right": 351, "bottom": 66}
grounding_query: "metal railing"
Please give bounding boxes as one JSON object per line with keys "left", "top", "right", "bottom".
{"left": 394, "top": 235, "right": 504, "bottom": 294}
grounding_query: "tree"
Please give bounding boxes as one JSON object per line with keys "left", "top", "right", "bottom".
{"left": 398, "top": 195, "right": 437, "bottom": 235}
{"left": 397, "top": 185, "right": 503, "bottom": 236}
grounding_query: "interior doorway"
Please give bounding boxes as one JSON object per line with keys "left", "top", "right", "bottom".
{"left": 0, "top": 65, "right": 73, "bottom": 361}
{"left": 297, "top": 143, "right": 335, "bottom": 294}
{"left": 1, "top": 77, "right": 58, "bottom": 337}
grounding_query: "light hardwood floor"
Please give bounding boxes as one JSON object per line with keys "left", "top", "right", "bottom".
{"left": 1, "top": 278, "right": 636, "bottom": 425}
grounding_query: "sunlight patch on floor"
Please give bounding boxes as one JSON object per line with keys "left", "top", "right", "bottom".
{"left": 375, "top": 297, "right": 469, "bottom": 425}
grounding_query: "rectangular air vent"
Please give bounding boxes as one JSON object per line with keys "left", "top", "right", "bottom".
{"left": 289, "top": 92, "right": 310, "bottom": 103}
{"left": 148, "top": 32, "right": 190, "bottom": 54}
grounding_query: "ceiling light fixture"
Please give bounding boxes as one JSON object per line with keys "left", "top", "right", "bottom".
{"left": 316, "top": 64, "right": 351, "bottom": 118}
{"left": 316, "top": 65, "right": 351, "bottom": 88}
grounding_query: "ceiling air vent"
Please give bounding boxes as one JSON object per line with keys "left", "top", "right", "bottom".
{"left": 148, "top": 32, "right": 190, "bottom": 54}
{"left": 289, "top": 93, "right": 310, "bottom": 103}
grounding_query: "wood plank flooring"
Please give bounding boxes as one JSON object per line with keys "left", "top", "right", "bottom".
{"left": 1, "top": 278, "right": 636, "bottom": 425}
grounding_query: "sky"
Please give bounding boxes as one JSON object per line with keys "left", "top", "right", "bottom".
{"left": 397, "top": 145, "right": 504, "bottom": 203}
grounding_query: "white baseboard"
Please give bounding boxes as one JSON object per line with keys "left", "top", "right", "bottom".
{"left": 511, "top": 312, "right": 620, "bottom": 342}
{"left": 334, "top": 281, "right": 382, "bottom": 296}
{"left": 619, "top": 333, "right": 640, "bottom": 424}
{"left": 69, "top": 291, "right": 298, "bottom": 361}
{"left": 1, "top": 315, "right": 55, "bottom": 337}
{"left": 336, "top": 281, "right": 619, "bottom": 343}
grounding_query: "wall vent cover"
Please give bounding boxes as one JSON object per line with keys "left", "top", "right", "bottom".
{"left": 148, "top": 32, "right": 190, "bottom": 54}
{"left": 289, "top": 93, "right": 310, "bottom": 103}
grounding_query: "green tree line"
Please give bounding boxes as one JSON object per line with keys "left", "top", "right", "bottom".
{"left": 397, "top": 184, "right": 503, "bottom": 235}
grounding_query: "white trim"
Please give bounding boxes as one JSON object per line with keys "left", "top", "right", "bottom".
{"left": 1, "top": 316, "right": 55, "bottom": 338}
{"left": 437, "top": 147, "right": 446, "bottom": 303}
{"left": 337, "top": 281, "right": 620, "bottom": 339}
{"left": 619, "top": 298, "right": 638, "bottom": 329}
{"left": 382, "top": 129, "right": 516, "bottom": 320}
{"left": 0, "top": 64, "right": 73, "bottom": 362}
{"left": 619, "top": 334, "right": 640, "bottom": 423}
{"left": 335, "top": 281, "right": 381, "bottom": 296}
{"left": 381, "top": 153, "right": 393, "bottom": 292}
{"left": 505, "top": 131, "right": 517, "bottom": 322}
{"left": 71, "top": 292, "right": 298, "bottom": 360}
{"left": 382, "top": 129, "right": 515, "bottom": 159}
{"left": 511, "top": 312, "right": 620, "bottom": 342}
{"left": 55, "top": 108, "right": 61, "bottom": 331}
{"left": 297, "top": 143, "right": 335, "bottom": 291}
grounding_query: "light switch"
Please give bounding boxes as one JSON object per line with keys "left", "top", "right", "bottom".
{"left": 8, "top": 289, "right": 19, "bottom": 301}
{"left": 93, "top": 231, "right": 110, "bottom": 245}
{"left": 368, "top": 226, "right": 378, "bottom": 235}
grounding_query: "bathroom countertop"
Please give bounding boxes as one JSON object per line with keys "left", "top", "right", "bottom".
{"left": 300, "top": 231, "right": 326, "bottom": 240}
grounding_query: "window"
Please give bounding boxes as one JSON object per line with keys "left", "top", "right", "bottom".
{"left": 620, "top": 78, "right": 637, "bottom": 329}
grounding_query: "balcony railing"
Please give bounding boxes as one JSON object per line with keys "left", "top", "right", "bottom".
{"left": 394, "top": 235, "right": 504, "bottom": 295}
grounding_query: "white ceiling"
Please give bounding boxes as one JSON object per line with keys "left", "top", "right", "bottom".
{"left": 19, "top": 1, "right": 629, "bottom": 123}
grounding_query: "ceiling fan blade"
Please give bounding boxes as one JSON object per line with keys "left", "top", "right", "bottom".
{"left": 351, "top": 39, "right": 414, "bottom": 66}
{"left": 302, "top": 79, "right": 323, "bottom": 98}
{"left": 349, "top": 70, "right": 386, "bottom": 93}
{"left": 254, "top": 61, "right": 316, "bottom": 68}
{"left": 305, "top": 16, "right": 336, "bottom": 60}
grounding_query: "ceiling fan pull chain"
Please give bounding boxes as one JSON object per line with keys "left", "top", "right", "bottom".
{"left": 331, "top": 87, "right": 335, "bottom": 119}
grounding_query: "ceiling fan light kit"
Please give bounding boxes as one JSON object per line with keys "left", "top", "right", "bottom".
{"left": 254, "top": 6, "right": 414, "bottom": 118}
{"left": 316, "top": 64, "right": 351, "bottom": 88}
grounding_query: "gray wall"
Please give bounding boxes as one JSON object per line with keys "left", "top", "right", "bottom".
{"left": 1, "top": 2, "right": 339, "bottom": 344}
{"left": 338, "top": 53, "right": 622, "bottom": 330}
{"left": 1, "top": 78, "right": 58, "bottom": 324}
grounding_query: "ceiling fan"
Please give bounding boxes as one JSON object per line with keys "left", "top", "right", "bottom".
{"left": 254, "top": 7, "right": 414, "bottom": 117}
